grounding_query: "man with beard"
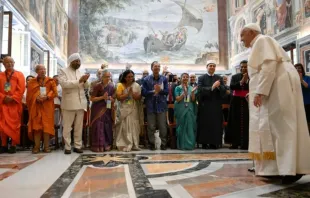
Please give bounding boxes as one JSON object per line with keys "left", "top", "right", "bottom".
{"left": 225, "top": 60, "right": 249, "bottom": 150}
{"left": 197, "top": 60, "right": 226, "bottom": 149}
{"left": 59, "top": 53, "right": 90, "bottom": 154}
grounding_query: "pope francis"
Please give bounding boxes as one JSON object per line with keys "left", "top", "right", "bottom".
{"left": 241, "top": 23, "right": 310, "bottom": 184}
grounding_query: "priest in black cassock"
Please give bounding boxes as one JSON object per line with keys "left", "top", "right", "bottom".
{"left": 197, "top": 60, "right": 226, "bottom": 149}
{"left": 225, "top": 60, "right": 249, "bottom": 149}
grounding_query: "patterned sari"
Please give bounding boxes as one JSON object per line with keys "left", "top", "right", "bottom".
{"left": 90, "top": 83, "right": 115, "bottom": 152}
{"left": 174, "top": 85, "right": 197, "bottom": 150}
{"left": 115, "top": 82, "right": 143, "bottom": 151}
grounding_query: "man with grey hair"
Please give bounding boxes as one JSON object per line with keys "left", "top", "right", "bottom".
{"left": 59, "top": 53, "right": 90, "bottom": 154}
{"left": 241, "top": 23, "right": 310, "bottom": 183}
{"left": 189, "top": 73, "right": 197, "bottom": 87}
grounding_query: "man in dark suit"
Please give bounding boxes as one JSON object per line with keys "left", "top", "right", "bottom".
{"left": 197, "top": 60, "right": 226, "bottom": 149}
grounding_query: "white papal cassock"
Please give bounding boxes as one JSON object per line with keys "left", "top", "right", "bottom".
{"left": 248, "top": 34, "right": 310, "bottom": 176}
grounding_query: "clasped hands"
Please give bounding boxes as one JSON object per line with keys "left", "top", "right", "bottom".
{"left": 126, "top": 87, "right": 140, "bottom": 99}
{"left": 100, "top": 92, "right": 115, "bottom": 102}
{"left": 154, "top": 84, "right": 161, "bottom": 95}
{"left": 240, "top": 73, "right": 249, "bottom": 84}
{"left": 212, "top": 80, "right": 220, "bottom": 90}
{"left": 3, "top": 96, "right": 14, "bottom": 104}
{"left": 36, "top": 95, "right": 48, "bottom": 103}
{"left": 79, "top": 73, "right": 90, "bottom": 83}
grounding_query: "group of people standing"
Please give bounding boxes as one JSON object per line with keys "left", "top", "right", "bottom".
{"left": 1, "top": 21, "right": 310, "bottom": 185}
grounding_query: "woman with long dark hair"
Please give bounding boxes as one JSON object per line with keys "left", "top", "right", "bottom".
{"left": 115, "top": 70, "right": 143, "bottom": 151}
{"left": 174, "top": 73, "right": 197, "bottom": 150}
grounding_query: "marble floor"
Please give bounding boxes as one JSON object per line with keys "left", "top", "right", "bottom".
{"left": 0, "top": 149, "right": 309, "bottom": 198}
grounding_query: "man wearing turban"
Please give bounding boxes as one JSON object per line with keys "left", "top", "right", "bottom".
{"left": 59, "top": 53, "right": 90, "bottom": 154}
{"left": 241, "top": 23, "right": 310, "bottom": 183}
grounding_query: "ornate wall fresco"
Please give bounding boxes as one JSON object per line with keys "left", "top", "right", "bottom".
{"left": 10, "top": 0, "right": 68, "bottom": 59}
{"left": 228, "top": 0, "right": 310, "bottom": 68}
{"left": 79, "top": 0, "right": 219, "bottom": 65}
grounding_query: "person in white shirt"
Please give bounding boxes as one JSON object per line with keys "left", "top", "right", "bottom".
{"left": 59, "top": 53, "right": 90, "bottom": 154}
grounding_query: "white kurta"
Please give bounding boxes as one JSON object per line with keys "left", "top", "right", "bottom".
{"left": 248, "top": 34, "right": 310, "bottom": 176}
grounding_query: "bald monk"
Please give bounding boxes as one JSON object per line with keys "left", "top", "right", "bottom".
{"left": 0, "top": 56, "right": 25, "bottom": 153}
{"left": 27, "top": 64, "right": 57, "bottom": 153}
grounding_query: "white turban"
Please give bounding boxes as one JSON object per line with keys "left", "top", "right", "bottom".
{"left": 243, "top": 23, "right": 261, "bottom": 33}
{"left": 206, "top": 60, "right": 216, "bottom": 66}
{"left": 68, "top": 53, "right": 81, "bottom": 64}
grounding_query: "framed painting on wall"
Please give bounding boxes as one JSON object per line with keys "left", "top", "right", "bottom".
{"left": 30, "top": 43, "right": 44, "bottom": 76}
{"left": 300, "top": 44, "right": 310, "bottom": 74}
{"left": 304, "top": 49, "right": 310, "bottom": 73}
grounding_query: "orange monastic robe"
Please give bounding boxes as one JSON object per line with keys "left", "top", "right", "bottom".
{"left": 26, "top": 77, "right": 57, "bottom": 139}
{"left": 0, "top": 70, "right": 25, "bottom": 144}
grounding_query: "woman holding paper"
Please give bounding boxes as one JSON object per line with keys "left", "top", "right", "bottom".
{"left": 115, "top": 70, "right": 143, "bottom": 152}
{"left": 90, "top": 70, "right": 115, "bottom": 152}
{"left": 174, "top": 73, "right": 197, "bottom": 150}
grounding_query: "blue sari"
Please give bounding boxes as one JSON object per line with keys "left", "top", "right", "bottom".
{"left": 174, "top": 85, "right": 197, "bottom": 150}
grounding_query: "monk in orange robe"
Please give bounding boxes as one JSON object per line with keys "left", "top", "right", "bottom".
{"left": 0, "top": 56, "right": 25, "bottom": 154}
{"left": 27, "top": 64, "right": 57, "bottom": 153}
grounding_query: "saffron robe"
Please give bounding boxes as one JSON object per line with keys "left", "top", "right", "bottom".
{"left": 248, "top": 34, "right": 310, "bottom": 176}
{"left": 0, "top": 70, "right": 25, "bottom": 144}
{"left": 26, "top": 77, "right": 57, "bottom": 139}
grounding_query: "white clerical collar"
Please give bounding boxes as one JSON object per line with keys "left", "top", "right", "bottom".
{"left": 250, "top": 34, "right": 261, "bottom": 47}
{"left": 206, "top": 72, "right": 214, "bottom": 77}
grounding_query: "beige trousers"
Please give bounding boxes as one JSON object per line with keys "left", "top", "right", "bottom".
{"left": 62, "top": 109, "right": 84, "bottom": 150}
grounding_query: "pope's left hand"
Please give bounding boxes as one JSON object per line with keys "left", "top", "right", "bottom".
{"left": 254, "top": 94, "right": 263, "bottom": 107}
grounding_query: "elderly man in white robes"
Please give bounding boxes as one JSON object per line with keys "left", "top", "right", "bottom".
{"left": 240, "top": 23, "right": 310, "bottom": 184}
{"left": 59, "top": 53, "right": 90, "bottom": 154}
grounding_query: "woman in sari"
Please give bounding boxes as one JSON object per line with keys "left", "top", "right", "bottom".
{"left": 90, "top": 70, "right": 115, "bottom": 152}
{"left": 115, "top": 70, "right": 143, "bottom": 152}
{"left": 174, "top": 73, "right": 197, "bottom": 150}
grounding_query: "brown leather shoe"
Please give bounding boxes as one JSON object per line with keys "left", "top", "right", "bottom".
{"left": 73, "top": 148, "right": 83, "bottom": 153}
{"left": 64, "top": 150, "right": 71, "bottom": 154}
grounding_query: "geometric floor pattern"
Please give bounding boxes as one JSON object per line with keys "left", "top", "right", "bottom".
{"left": 0, "top": 150, "right": 309, "bottom": 198}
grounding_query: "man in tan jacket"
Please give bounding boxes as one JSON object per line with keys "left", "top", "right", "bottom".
{"left": 59, "top": 53, "right": 90, "bottom": 154}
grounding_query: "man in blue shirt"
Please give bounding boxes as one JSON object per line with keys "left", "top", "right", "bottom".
{"left": 142, "top": 61, "right": 169, "bottom": 150}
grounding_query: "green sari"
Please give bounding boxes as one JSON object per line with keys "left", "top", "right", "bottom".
{"left": 174, "top": 85, "right": 197, "bottom": 150}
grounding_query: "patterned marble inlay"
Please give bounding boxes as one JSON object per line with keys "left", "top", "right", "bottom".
{"left": 0, "top": 154, "right": 44, "bottom": 181}
{"left": 41, "top": 152, "right": 310, "bottom": 198}
{"left": 0, "top": 155, "right": 39, "bottom": 165}
{"left": 142, "top": 163, "right": 197, "bottom": 175}
{"left": 167, "top": 163, "right": 279, "bottom": 198}
{"left": 145, "top": 153, "right": 249, "bottom": 161}
{"left": 69, "top": 166, "right": 131, "bottom": 198}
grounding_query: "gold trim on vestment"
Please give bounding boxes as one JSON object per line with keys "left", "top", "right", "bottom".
{"left": 249, "top": 152, "right": 276, "bottom": 160}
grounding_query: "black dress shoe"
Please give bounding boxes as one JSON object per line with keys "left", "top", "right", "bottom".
{"left": 282, "top": 174, "right": 304, "bottom": 184}
{"left": 64, "top": 150, "right": 71, "bottom": 154}
{"left": 8, "top": 146, "right": 16, "bottom": 154}
{"left": 73, "top": 148, "right": 83, "bottom": 153}
{"left": 240, "top": 145, "right": 248, "bottom": 150}
{"left": 160, "top": 145, "right": 167, "bottom": 150}
{"left": 149, "top": 144, "right": 156, "bottom": 151}
{"left": 248, "top": 167, "right": 255, "bottom": 172}
{"left": 209, "top": 144, "right": 218, "bottom": 149}
{"left": 0, "top": 146, "right": 8, "bottom": 154}
{"left": 229, "top": 145, "right": 238, "bottom": 149}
